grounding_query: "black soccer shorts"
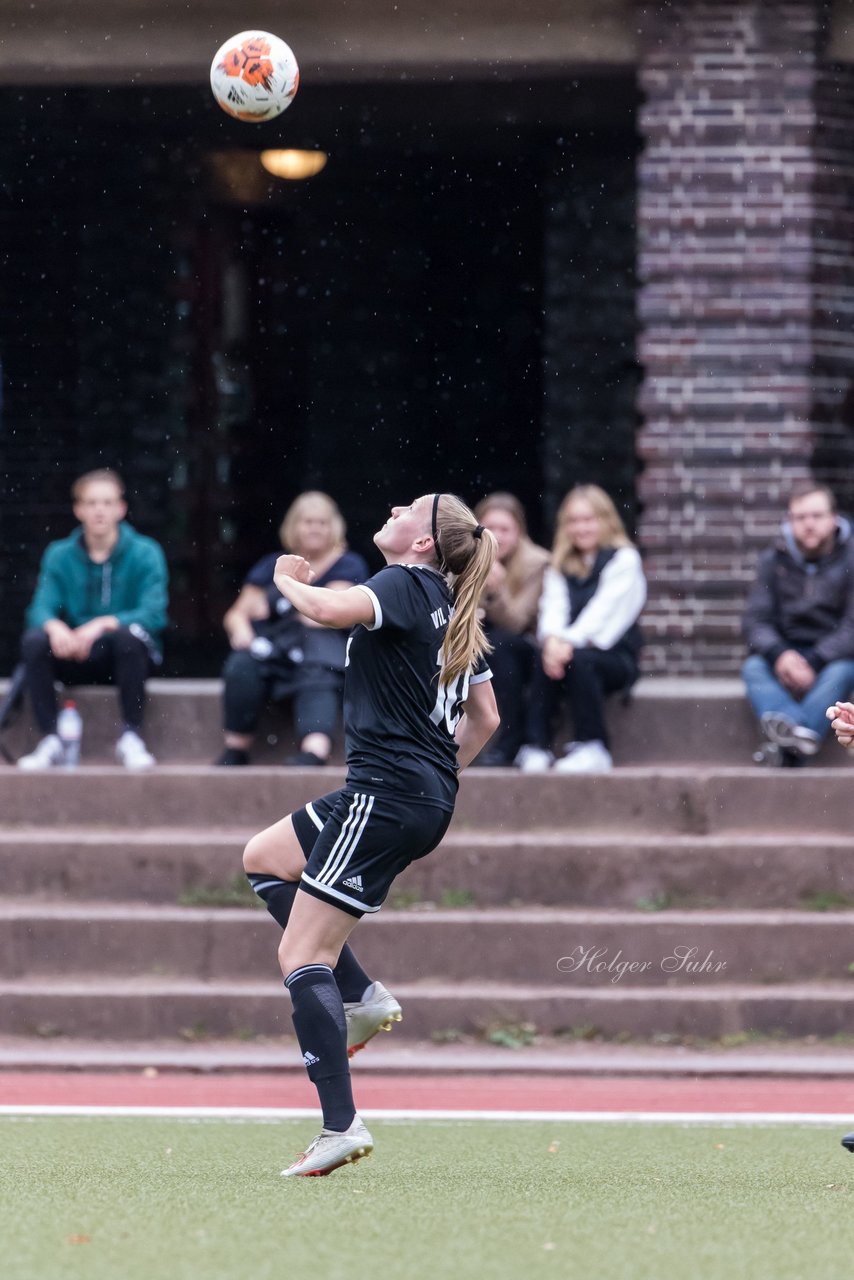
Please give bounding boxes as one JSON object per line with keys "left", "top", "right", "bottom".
{"left": 292, "top": 786, "right": 452, "bottom": 918}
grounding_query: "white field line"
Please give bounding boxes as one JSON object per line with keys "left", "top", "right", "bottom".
{"left": 0, "top": 1105, "right": 850, "bottom": 1126}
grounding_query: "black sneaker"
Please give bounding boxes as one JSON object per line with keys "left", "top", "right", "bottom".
{"left": 842, "top": 1132, "right": 854, "bottom": 1153}
{"left": 215, "top": 747, "right": 250, "bottom": 767}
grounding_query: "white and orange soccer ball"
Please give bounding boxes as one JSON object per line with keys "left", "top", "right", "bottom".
{"left": 210, "top": 31, "right": 299, "bottom": 123}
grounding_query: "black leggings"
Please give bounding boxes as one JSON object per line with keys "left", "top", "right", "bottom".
{"left": 222, "top": 649, "right": 341, "bottom": 739}
{"left": 524, "top": 645, "right": 638, "bottom": 751}
{"left": 21, "top": 626, "right": 152, "bottom": 734}
{"left": 483, "top": 625, "right": 537, "bottom": 762}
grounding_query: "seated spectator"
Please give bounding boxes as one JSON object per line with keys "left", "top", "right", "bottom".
{"left": 743, "top": 483, "right": 854, "bottom": 766}
{"left": 515, "top": 484, "right": 646, "bottom": 775}
{"left": 473, "top": 492, "right": 550, "bottom": 765}
{"left": 17, "top": 468, "right": 168, "bottom": 771}
{"left": 216, "top": 491, "right": 369, "bottom": 767}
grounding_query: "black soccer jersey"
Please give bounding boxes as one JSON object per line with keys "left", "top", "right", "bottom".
{"left": 345, "top": 563, "right": 492, "bottom": 810}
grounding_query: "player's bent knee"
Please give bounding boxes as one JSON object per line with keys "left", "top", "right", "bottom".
{"left": 278, "top": 931, "right": 305, "bottom": 977}
{"left": 243, "top": 816, "right": 305, "bottom": 878}
{"left": 278, "top": 930, "right": 336, "bottom": 978}
{"left": 277, "top": 932, "right": 294, "bottom": 974}
{"left": 242, "top": 832, "right": 270, "bottom": 874}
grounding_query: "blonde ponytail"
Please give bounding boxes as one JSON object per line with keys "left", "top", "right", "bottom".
{"left": 433, "top": 494, "right": 496, "bottom": 685}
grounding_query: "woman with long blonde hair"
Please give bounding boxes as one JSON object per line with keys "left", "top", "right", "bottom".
{"left": 242, "top": 492, "right": 499, "bottom": 1176}
{"left": 516, "top": 484, "right": 646, "bottom": 775}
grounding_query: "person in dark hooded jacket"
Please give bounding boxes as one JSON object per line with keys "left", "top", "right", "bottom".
{"left": 742, "top": 483, "right": 854, "bottom": 766}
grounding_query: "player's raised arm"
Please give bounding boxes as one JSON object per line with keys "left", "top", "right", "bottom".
{"left": 273, "top": 554, "right": 375, "bottom": 629}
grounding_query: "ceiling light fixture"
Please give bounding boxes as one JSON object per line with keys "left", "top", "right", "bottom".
{"left": 260, "top": 149, "right": 328, "bottom": 180}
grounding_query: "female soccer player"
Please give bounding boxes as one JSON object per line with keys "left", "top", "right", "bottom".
{"left": 243, "top": 493, "right": 500, "bottom": 1176}
{"left": 824, "top": 697, "right": 854, "bottom": 1155}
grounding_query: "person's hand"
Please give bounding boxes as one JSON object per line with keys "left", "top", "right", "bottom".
{"left": 71, "top": 618, "right": 113, "bottom": 660}
{"left": 44, "top": 619, "right": 78, "bottom": 660}
{"left": 274, "top": 554, "right": 315, "bottom": 590}
{"left": 227, "top": 619, "right": 256, "bottom": 651}
{"left": 827, "top": 700, "right": 854, "bottom": 747}
{"left": 773, "top": 649, "right": 815, "bottom": 695}
{"left": 542, "top": 635, "right": 573, "bottom": 681}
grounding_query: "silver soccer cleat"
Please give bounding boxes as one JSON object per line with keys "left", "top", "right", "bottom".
{"left": 344, "top": 980, "right": 403, "bottom": 1058}
{"left": 281, "top": 1115, "right": 374, "bottom": 1178}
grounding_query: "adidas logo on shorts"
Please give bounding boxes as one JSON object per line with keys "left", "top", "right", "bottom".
{"left": 342, "top": 875, "right": 364, "bottom": 893}
{"left": 302, "top": 1050, "right": 320, "bottom": 1066}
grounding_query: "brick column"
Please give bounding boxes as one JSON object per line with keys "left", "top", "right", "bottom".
{"left": 636, "top": 0, "right": 854, "bottom": 674}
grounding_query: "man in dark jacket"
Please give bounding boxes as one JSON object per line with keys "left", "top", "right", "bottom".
{"left": 742, "top": 483, "right": 854, "bottom": 766}
{"left": 17, "top": 468, "right": 168, "bottom": 770}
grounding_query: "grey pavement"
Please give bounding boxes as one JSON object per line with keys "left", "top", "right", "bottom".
{"left": 1, "top": 1035, "right": 853, "bottom": 1077}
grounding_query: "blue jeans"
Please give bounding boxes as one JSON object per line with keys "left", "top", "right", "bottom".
{"left": 741, "top": 653, "right": 854, "bottom": 739}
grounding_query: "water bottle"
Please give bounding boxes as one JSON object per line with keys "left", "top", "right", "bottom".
{"left": 57, "top": 700, "right": 83, "bottom": 768}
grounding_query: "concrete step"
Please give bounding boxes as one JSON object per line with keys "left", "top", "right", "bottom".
{"left": 3, "top": 902, "right": 854, "bottom": 986}
{"left": 1, "top": 975, "right": 853, "bottom": 1039}
{"left": 1, "top": 766, "right": 854, "bottom": 831}
{"left": 2, "top": 679, "right": 242, "bottom": 767}
{"left": 2, "top": 827, "right": 854, "bottom": 909}
{"left": 5, "top": 1035, "right": 854, "bottom": 1077}
{"left": 1, "top": 676, "right": 848, "bottom": 767}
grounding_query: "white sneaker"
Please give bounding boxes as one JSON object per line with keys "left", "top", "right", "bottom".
{"left": 281, "top": 1114, "right": 373, "bottom": 1178}
{"left": 553, "top": 741, "right": 613, "bottom": 774}
{"left": 344, "top": 981, "right": 403, "bottom": 1058}
{"left": 115, "top": 730, "right": 156, "bottom": 771}
{"left": 17, "top": 734, "right": 65, "bottom": 771}
{"left": 760, "top": 712, "right": 820, "bottom": 757}
{"left": 514, "top": 745, "right": 555, "bottom": 774}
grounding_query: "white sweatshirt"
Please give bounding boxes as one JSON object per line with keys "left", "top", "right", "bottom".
{"left": 537, "top": 547, "right": 647, "bottom": 650}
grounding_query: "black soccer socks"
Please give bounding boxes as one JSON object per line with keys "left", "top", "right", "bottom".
{"left": 246, "top": 873, "right": 298, "bottom": 929}
{"left": 286, "top": 964, "right": 355, "bottom": 1132}
{"left": 246, "top": 874, "right": 372, "bottom": 1001}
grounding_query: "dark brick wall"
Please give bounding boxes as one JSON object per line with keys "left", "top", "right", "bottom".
{"left": 636, "top": 0, "right": 854, "bottom": 674}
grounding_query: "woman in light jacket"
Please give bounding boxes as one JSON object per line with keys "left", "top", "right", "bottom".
{"left": 516, "top": 485, "right": 646, "bottom": 775}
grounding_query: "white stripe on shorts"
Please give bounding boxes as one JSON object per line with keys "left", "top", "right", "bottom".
{"left": 315, "top": 792, "right": 374, "bottom": 887}
{"left": 300, "top": 872, "right": 383, "bottom": 914}
{"left": 305, "top": 801, "right": 325, "bottom": 832}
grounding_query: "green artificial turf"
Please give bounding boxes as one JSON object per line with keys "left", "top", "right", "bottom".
{"left": 1, "top": 1117, "right": 853, "bottom": 1280}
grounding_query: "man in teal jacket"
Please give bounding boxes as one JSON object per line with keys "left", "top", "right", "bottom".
{"left": 18, "top": 468, "right": 169, "bottom": 770}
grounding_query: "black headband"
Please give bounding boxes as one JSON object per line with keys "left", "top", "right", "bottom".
{"left": 431, "top": 493, "right": 445, "bottom": 567}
